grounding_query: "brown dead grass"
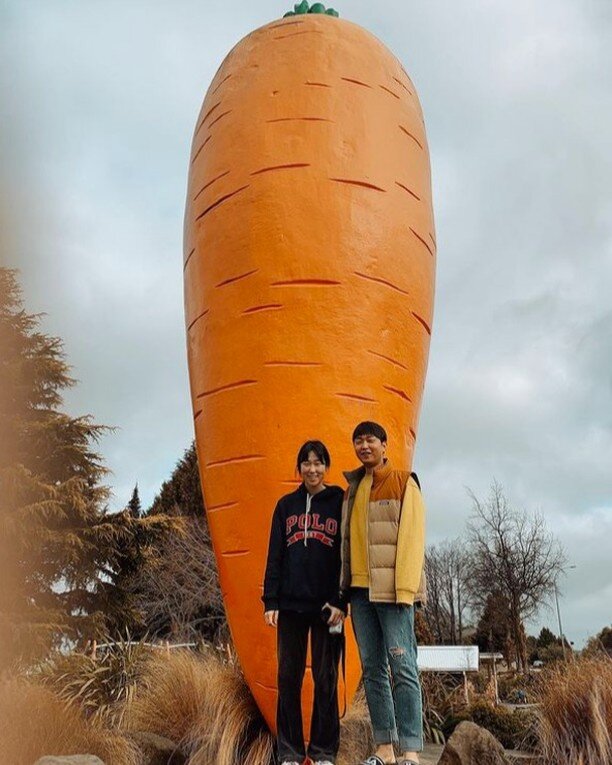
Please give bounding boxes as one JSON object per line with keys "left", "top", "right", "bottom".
{"left": 2, "top": 645, "right": 376, "bottom": 765}
{"left": 537, "top": 656, "right": 612, "bottom": 765}
{"left": 123, "top": 648, "right": 213, "bottom": 744}
{"left": 337, "top": 686, "right": 374, "bottom": 765}
{"left": 124, "top": 647, "right": 275, "bottom": 764}
{"left": 0, "top": 678, "right": 143, "bottom": 765}
{"left": 124, "top": 647, "right": 374, "bottom": 765}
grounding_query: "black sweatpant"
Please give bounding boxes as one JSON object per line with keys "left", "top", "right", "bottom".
{"left": 277, "top": 609, "right": 342, "bottom": 763}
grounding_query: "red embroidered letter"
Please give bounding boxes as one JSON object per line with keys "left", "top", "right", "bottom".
{"left": 286, "top": 515, "right": 298, "bottom": 534}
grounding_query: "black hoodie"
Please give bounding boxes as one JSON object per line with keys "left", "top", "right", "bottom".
{"left": 262, "top": 483, "right": 345, "bottom": 613}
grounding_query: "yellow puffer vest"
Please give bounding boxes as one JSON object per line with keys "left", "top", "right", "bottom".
{"left": 340, "top": 460, "right": 427, "bottom": 605}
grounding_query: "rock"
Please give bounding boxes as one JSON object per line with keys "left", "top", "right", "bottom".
{"left": 130, "top": 731, "right": 187, "bottom": 765}
{"left": 34, "top": 758, "right": 106, "bottom": 765}
{"left": 438, "top": 720, "right": 510, "bottom": 765}
{"left": 506, "top": 754, "right": 542, "bottom": 765}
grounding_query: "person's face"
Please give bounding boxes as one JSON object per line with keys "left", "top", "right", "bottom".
{"left": 300, "top": 450, "right": 327, "bottom": 492}
{"left": 353, "top": 433, "right": 386, "bottom": 468}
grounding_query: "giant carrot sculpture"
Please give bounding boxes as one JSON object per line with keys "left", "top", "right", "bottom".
{"left": 184, "top": 2, "right": 435, "bottom": 733}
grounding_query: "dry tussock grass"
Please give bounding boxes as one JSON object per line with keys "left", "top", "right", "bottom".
{"left": 125, "top": 647, "right": 375, "bottom": 765}
{"left": 35, "top": 635, "right": 151, "bottom": 727}
{"left": 337, "top": 687, "right": 374, "bottom": 765}
{"left": 121, "top": 647, "right": 211, "bottom": 744}
{"left": 186, "top": 653, "right": 271, "bottom": 765}
{"left": 537, "top": 656, "right": 612, "bottom": 765}
{"left": 124, "top": 647, "right": 275, "bottom": 764}
{"left": 0, "top": 678, "right": 142, "bottom": 765}
{"left": 1, "top": 646, "right": 383, "bottom": 765}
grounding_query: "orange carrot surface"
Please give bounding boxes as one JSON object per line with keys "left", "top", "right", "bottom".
{"left": 184, "top": 10, "right": 435, "bottom": 733}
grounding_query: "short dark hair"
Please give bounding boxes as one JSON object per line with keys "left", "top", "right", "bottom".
{"left": 352, "top": 421, "right": 387, "bottom": 443}
{"left": 296, "top": 440, "right": 331, "bottom": 472}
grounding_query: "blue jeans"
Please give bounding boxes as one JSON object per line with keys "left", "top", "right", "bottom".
{"left": 350, "top": 588, "right": 423, "bottom": 752}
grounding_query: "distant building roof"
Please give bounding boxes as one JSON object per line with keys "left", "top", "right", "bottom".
{"left": 480, "top": 652, "right": 504, "bottom": 660}
{"left": 417, "top": 645, "right": 479, "bottom": 672}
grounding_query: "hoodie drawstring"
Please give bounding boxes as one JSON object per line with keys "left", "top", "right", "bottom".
{"left": 304, "top": 492, "right": 312, "bottom": 546}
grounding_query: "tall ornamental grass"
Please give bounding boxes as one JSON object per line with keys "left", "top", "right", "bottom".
{"left": 0, "top": 678, "right": 142, "bottom": 765}
{"left": 537, "top": 656, "right": 612, "bottom": 765}
{"left": 125, "top": 647, "right": 374, "bottom": 765}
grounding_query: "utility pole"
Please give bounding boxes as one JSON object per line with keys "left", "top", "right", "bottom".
{"left": 554, "top": 565, "right": 576, "bottom": 661}
{"left": 554, "top": 583, "right": 567, "bottom": 660}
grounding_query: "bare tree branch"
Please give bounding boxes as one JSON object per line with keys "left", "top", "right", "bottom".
{"left": 466, "top": 481, "right": 566, "bottom": 670}
{"left": 425, "top": 539, "right": 473, "bottom": 644}
{"left": 129, "top": 515, "right": 226, "bottom": 642}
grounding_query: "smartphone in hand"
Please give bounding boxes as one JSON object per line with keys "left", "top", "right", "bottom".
{"left": 321, "top": 605, "right": 343, "bottom": 634}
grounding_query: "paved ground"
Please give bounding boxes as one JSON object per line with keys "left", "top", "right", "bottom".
{"left": 420, "top": 744, "right": 444, "bottom": 764}
{"left": 500, "top": 702, "right": 540, "bottom": 711}
{"left": 417, "top": 745, "right": 536, "bottom": 764}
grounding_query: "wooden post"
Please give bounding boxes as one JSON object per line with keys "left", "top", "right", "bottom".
{"left": 463, "top": 672, "right": 469, "bottom": 705}
{"left": 493, "top": 658, "right": 499, "bottom": 705}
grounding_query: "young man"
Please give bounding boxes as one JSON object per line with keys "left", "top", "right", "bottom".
{"left": 340, "top": 421, "right": 426, "bottom": 765}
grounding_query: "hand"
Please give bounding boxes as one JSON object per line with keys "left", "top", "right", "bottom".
{"left": 264, "top": 610, "right": 279, "bottom": 627}
{"left": 323, "top": 603, "right": 344, "bottom": 626}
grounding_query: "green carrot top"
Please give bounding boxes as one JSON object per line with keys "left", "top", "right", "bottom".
{"left": 283, "top": 2, "right": 339, "bottom": 17}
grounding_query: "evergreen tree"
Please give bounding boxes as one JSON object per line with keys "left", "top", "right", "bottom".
{"left": 583, "top": 625, "right": 612, "bottom": 657}
{"left": 531, "top": 626, "right": 565, "bottom": 663}
{"left": 0, "top": 269, "right": 181, "bottom": 659}
{"left": 147, "top": 442, "right": 204, "bottom": 517}
{"left": 0, "top": 268, "right": 121, "bottom": 666}
{"left": 93, "top": 495, "right": 181, "bottom": 637}
{"left": 127, "top": 484, "right": 141, "bottom": 518}
{"left": 474, "top": 591, "right": 512, "bottom": 655}
{"left": 99, "top": 487, "right": 174, "bottom": 638}
{"left": 595, "top": 625, "right": 612, "bottom": 653}
{"left": 536, "top": 626, "right": 558, "bottom": 650}
{"left": 473, "top": 590, "right": 530, "bottom": 668}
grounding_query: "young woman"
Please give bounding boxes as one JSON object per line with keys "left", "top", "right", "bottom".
{"left": 263, "top": 440, "right": 345, "bottom": 765}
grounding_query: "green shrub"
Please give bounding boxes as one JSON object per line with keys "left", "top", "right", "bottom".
{"left": 444, "top": 699, "right": 536, "bottom": 750}
{"left": 536, "top": 644, "right": 566, "bottom": 664}
{"left": 34, "top": 636, "right": 151, "bottom": 725}
{"left": 496, "top": 671, "right": 540, "bottom": 703}
{"left": 421, "top": 672, "right": 466, "bottom": 744}
{"left": 469, "top": 670, "right": 491, "bottom": 694}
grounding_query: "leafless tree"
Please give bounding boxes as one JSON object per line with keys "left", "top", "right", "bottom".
{"left": 424, "top": 546, "right": 447, "bottom": 643}
{"left": 448, "top": 543, "right": 471, "bottom": 643}
{"left": 467, "top": 481, "right": 566, "bottom": 671}
{"left": 425, "top": 540, "right": 473, "bottom": 644}
{"left": 130, "top": 513, "right": 226, "bottom": 642}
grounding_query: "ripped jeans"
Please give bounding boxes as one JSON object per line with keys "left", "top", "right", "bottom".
{"left": 350, "top": 588, "right": 423, "bottom": 753}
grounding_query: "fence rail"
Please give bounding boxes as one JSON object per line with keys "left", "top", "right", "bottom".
{"left": 82, "top": 639, "right": 234, "bottom": 662}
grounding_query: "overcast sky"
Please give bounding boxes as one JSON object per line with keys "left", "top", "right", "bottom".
{"left": 2, "top": 0, "right": 610, "bottom": 647}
